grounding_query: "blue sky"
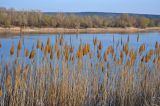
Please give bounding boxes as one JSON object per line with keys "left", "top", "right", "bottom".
{"left": 0, "top": 0, "right": 160, "bottom": 15}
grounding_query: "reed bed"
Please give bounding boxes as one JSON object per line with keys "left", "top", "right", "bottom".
{"left": 0, "top": 35, "right": 160, "bottom": 106}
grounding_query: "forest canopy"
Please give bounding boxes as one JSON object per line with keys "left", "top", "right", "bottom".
{"left": 0, "top": 7, "right": 160, "bottom": 28}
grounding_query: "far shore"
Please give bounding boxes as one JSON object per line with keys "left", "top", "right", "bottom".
{"left": 0, "top": 27, "right": 160, "bottom": 35}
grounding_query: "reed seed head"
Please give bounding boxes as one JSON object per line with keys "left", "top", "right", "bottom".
{"left": 25, "top": 48, "right": 29, "bottom": 57}
{"left": 36, "top": 39, "right": 41, "bottom": 49}
{"left": 10, "top": 44, "right": 14, "bottom": 56}
{"left": 17, "top": 40, "right": 22, "bottom": 51}
{"left": 29, "top": 49, "right": 36, "bottom": 59}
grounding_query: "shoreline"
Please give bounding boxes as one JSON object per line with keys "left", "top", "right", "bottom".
{"left": 0, "top": 27, "right": 160, "bottom": 35}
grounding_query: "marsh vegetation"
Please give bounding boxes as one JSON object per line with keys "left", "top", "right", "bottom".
{"left": 0, "top": 33, "right": 160, "bottom": 106}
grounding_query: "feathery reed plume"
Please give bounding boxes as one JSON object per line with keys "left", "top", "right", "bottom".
{"left": 145, "top": 55, "right": 150, "bottom": 63}
{"left": 83, "top": 44, "right": 88, "bottom": 56}
{"left": 139, "top": 44, "right": 145, "bottom": 55}
{"left": 0, "top": 86, "right": 2, "bottom": 97}
{"left": 36, "top": 39, "right": 41, "bottom": 49}
{"left": 141, "top": 56, "right": 145, "bottom": 62}
{"left": 98, "top": 41, "right": 102, "bottom": 50}
{"left": 131, "top": 51, "right": 137, "bottom": 65}
{"left": 29, "top": 49, "right": 36, "bottom": 59}
{"left": 17, "top": 40, "right": 22, "bottom": 51}
{"left": 47, "top": 37, "right": 51, "bottom": 46}
{"left": 48, "top": 44, "right": 52, "bottom": 54}
{"left": 129, "top": 49, "right": 133, "bottom": 58}
{"left": 97, "top": 50, "right": 101, "bottom": 59}
{"left": 87, "top": 44, "right": 90, "bottom": 53}
{"left": 57, "top": 49, "right": 60, "bottom": 60}
{"left": 41, "top": 42, "right": 44, "bottom": 52}
{"left": 64, "top": 44, "right": 69, "bottom": 54}
{"left": 118, "top": 58, "right": 122, "bottom": 65}
{"left": 89, "top": 52, "right": 92, "bottom": 59}
{"left": 76, "top": 49, "right": 83, "bottom": 60}
{"left": 100, "top": 61, "right": 104, "bottom": 72}
{"left": 25, "top": 48, "right": 29, "bottom": 57}
{"left": 71, "top": 55, "right": 74, "bottom": 61}
{"left": 120, "top": 50, "right": 123, "bottom": 60}
{"left": 70, "top": 45, "right": 74, "bottom": 53}
{"left": 155, "top": 41, "right": 159, "bottom": 49}
{"left": 44, "top": 44, "right": 49, "bottom": 56}
{"left": 10, "top": 43, "right": 14, "bottom": 56}
{"left": 54, "top": 41, "right": 58, "bottom": 52}
{"left": 123, "top": 43, "right": 129, "bottom": 55}
{"left": 103, "top": 51, "right": 108, "bottom": 62}
{"left": 148, "top": 49, "right": 153, "bottom": 58}
{"left": 93, "top": 37, "right": 97, "bottom": 47}
{"left": 50, "top": 51, "right": 54, "bottom": 60}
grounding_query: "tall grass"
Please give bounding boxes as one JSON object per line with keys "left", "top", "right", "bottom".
{"left": 0, "top": 35, "right": 160, "bottom": 106}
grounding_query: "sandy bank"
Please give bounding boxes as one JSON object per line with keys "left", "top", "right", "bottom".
{"left": 0, "top": 27, "right": 160, "bottom": 35}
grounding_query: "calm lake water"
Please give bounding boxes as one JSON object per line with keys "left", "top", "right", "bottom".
{"left": 0, "top": 32, "right": 160, "bottom": 60}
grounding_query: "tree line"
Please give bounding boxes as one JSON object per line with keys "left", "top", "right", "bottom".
{"left": 0, "top": 7, "right": 160, "bottom": 28}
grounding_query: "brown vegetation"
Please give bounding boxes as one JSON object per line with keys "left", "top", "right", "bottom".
{"left": 0, "top": 35, "right": 160, "bottom": 106}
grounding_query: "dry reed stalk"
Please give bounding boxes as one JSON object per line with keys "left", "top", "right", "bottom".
{"left": 6, "top": 73, "right": 12, "bottom": 92}
{"left": 70, "top": 45, "right": 74, "bottom": 53}
{"left": 59, "top": 36, "right": 63, "bottom": 46}
{"left": 41, "top": 42, "right": 44, "bottom": 52}
{"left": 97, "top": 50, "right": 101, "bottom": 59}
{"left": 14, "top": 58, "right": 18, "bottom": 64}
{"left": 139, "top": 44, "right": 145, "bottom": 55}
{"left": 137, "top": 34, "right": 139, "bottom": 42}
{"left": 93, "top": 37, "right": 97, "bottom": 47}
{"left": 25, "top": 48, "right": 29, "bottom": 57}
{"left": 50, "top": 51, "right": 54, "bottom": 60}
{"left": 89, "top": 52, "right": 92, "bottom": 59}
{"left": 36, "top": 39, "right": 41, "bottom": 49}
{"left": 0, "top": 41, "right": 2, "bottom": 48}
{"left": 158, "top": 56, "right": 160, "bottom": 64}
